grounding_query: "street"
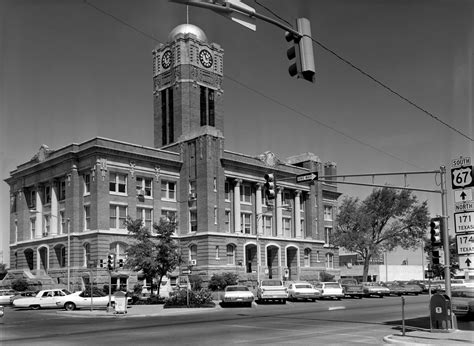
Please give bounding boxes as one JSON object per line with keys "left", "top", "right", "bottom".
{"left": 1, "top": 295, "right": 472, "bottom": 345}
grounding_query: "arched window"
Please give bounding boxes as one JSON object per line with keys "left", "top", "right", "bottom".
{"left": 189, "top": 244, "right": 197, "bottom": 265}
{"left": 325, "top": 253, "right": 334, "bottom": 269}
{"left": 83, "top": 243, "right": 91, "bottom": 267}
{"left": 226, "top": 244, "right": 235, "bottom": 265}
{"left": 304, "top": 248, "right": 311, "bottom": 267}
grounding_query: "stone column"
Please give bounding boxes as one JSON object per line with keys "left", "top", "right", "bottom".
{"left": 35, "top": 185, "right": 43, "bottom": 239}
{"left": 50, "top": 180, "right": 58, "bottom": 235}
{"left": 276, "top": 187, "right": 283, "bottom": 237}
{"left": 255, "top": 183, "right": 263, "bottom": 236}
{"left": 234, "top": 179, "right": 242, "bottom": 233}
{"left": 294, "top": 190, "right": 301, "bottom": 238}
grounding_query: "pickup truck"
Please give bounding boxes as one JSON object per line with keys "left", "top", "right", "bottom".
{"left": 257, "top": 279, "right": 288, "bottom": 304}
{"left": 339, "top": 278, "right": 364, "bottom": 298}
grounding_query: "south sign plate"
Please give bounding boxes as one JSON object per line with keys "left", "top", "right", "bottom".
{"left": 454, "top": 211, "right": 474, "bottom": 233}
{"left": 456, "top": 233, "right": 474, "bottom": 255}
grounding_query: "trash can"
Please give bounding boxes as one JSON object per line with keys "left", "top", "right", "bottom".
{"left": 113, "top": 291, "right": 127, "bottom": 314}
{"left": 430, "top": 293, "right": 452, "bottom": 330}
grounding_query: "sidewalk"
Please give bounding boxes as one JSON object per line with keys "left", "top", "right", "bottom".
{"left": 384, "top": 329, "right": 474, "bottom": 345}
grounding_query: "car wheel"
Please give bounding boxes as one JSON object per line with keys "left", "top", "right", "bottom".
{"left": 30, "top": 305, "right": 40, "bottom": 310}
{"left": 64, "top": 302, "right": 76, "bottom": 311}
{"left": 282, "top": 299, "right": 286, "bottom": 304}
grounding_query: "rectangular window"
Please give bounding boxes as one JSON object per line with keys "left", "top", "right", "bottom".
{"left": 168, "top": 88, "right": 174, "bottom": 143}
{"left": 189, "top": 180, "right": 196, "bottom": 196}
{"left": 161, "top": 180, "right": 176, "bottom": 200}
{"left": 240, "top": 183, "right": 252, "bottom": 204}
{"left": 225, "top": 210, "right": 231, "bottom": 232}
{"left": 227, "top": 245, "right": 235, "bottom": 265}
{"left": 59, "top": 179, "right": 66, "bottom": 200}
{"left": 283, "top": 217, "right": 291, "bottom": 237}
{"left": 161, "top": 89, "right": 167, "bottom": 146}
{"left": 190, "top": 210, "right": 197, "bottom": 232}
{"left": 136, "top": 177, "right": 152, "bottom": 197}
{"left": 325, "top": 227, "right": 332, "bottom": 245}
{"left": 31, "top": 218, "right": 35, "bottom": 239}
{"left": 324, "top": 206, "right": 333, "bottom": 221}
{"left": 240, "top": 213, "right": 251, "bottom": 234}
{"left": 214, "top": 206, "right": 217, "bottom": 224}
{"left": 29, "top": 189, "right": 36, "bottom": 209}
{"left": 84, "top": 205, "right": 91, "bottom": 230}
{"left": 44, "top": 185, "right": 51, "bottom": 204}
{"left": 84, "top": 174, "right": 91, "bottom": 195}
{"left": 224, "top": 181, "right": 230, "bottom": 201}
{"left": 43, "top": 215, "right": 50, "bottom": 236}
{"left": 283, "top": 190, "right": 292, "bottom": 206}
{"left": 200, "top": 86, "right": 207, "bottom": 126}
{"left": 215, "top": 246, "right": 220, "bottom": 260}
{"left": 208, "top": 89, "right": 215, "bottom": 126}
{"left": 213, "top": 177, "right": 217, "bottom": 192}
{"left": 60, "top": 210, "right": 66, "bottom": 234}
{"left": 300, "top": 195, "right": 305, "bottom": 211}
{"left": 138, "top": 207, "right": 153, "bottom": 229}
{"left": 110, "top": 205, "right": 127, "bottom": 229}
{"left": 304, "top": 249, "right": 311, "bottom": 267}
{"left": 109, "top": 173, "right": 127, "bottom": 194}
{"left": 300, "top": 218, "right": 305, "bottom": 235}
{"left": 263, "top": 215, "right": 272, "bottom": 236}
{"left": 161, "top": 209, "right": 176, "bottom": 223}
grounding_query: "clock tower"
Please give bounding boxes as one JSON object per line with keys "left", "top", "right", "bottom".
{"left": 153, "top": 24, "right": 224, "bottom": 149}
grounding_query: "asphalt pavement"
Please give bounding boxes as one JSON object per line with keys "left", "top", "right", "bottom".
{"left": 55, "top": 302, "right": 474, "bottom": 344}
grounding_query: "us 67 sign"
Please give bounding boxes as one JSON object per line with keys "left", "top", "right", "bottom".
{"left": 451, "top": 165, "right": 474, "bottom": 189}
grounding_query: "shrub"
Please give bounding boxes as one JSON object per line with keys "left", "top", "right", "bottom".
{"left": 188, "top": 274, "right": 203, "bottom": 290}
{"left": 320, "top": 271, "right": 335, "bottom": 282}
{"left": 165, "top": 288, "right": 213, "bottom": 306}
{"left": 208, "top": 272, "right": 239, "bottom": 291}
{"left": 11, "top": 278, "right": 29, "bottom": 291}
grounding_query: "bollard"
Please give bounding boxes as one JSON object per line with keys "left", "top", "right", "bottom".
{"left": 401, "top": 296, "right": 405, "bottom": 336}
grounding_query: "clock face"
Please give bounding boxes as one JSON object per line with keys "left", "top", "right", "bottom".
{"left": 199, "top": 49, "right": 213, "bottom": 68}
{"left": 161, "top": 50, "right": 172, "bottom": 69}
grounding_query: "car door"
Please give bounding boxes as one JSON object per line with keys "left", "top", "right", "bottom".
{"left": 38, "top": 291, "right": 58, "bottom": 307}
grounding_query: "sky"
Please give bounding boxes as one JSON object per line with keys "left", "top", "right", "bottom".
{"left": 1, "top": 0, "right": 473, "bottom": 267}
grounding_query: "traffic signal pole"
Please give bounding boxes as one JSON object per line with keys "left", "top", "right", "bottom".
{"left": 318, "top": 166, "right": 451, "bottom": 296}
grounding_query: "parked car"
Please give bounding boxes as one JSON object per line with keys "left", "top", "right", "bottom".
{"left": 314, "top": 282, "right": 344, "bottom": 300}
{"left": 222, "top": 285, "right": 254, "bottom": 307}
{"left": 0, "top": 289, "right": 17, "bottom": 305}
{"left": 406, "top": 280, "right": 429, "bottom": 293}
{"left": 257, "top": 279, "right": 288, "bottom": 303}
{"left": 286, "top": 282, "right": 320, "bottom": 302}
{"left": 12, "top": 288, "right": 72, "bottom": 309}
{"left": 451, "top": 287, "right": 474, "bottom": 319}
{"left": 430, "top": 280, "right": 446, "bottom": 293}
{"left": 56, "top": 290, "right": 121, "bottom": 311}
{"left": 398, "top": 282, "right": 422, "bottom": 295}
{"left": 339, "top": 278, "right": 364, "bottom": 299}
{"left": 382, "top": 282, "right": 406, "bottom": 296}
{"left": 361, "top": 282, "right": 390, "bottom": 298}
{"left": 9, "top": 290, "right": 38, "bottom": 304}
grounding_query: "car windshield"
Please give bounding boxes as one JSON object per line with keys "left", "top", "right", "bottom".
{"left": 324, "top": 283, "right": 340, "bottom": 288}
{"left": 261, "top": 280, "right": 282, "bottom": 286}
{"left": 226, "top": 286, "right": 249, "bottom": 292}
{"left": 295, "top": 284, "right": 312, "bottom": 289}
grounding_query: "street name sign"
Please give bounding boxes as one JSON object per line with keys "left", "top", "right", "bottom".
{"left": 456, "top": 233, "right": 474, "bottom": 255}
{"left": 454, "top": 211, "right": 474, "bottom": 233}
{"left": 458, "top": 254, "right": 473, "bottom": 270}
{"left": 296, "top": 172, "right": 318, "bottom": 183}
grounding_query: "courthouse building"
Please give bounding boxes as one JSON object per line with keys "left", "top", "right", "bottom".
{"left": 4, "top": 24, "right": 341, "bottom": 291}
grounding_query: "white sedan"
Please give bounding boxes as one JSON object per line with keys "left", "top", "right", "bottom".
{"left": 287, "top": 282, "right": 321, "bottom": 302}
{"left": 222, "top": 285, "right": 254, "bottom": 307}
{"left": 13, "top": 289, "right": 72, "bottom": 309}
{"left": 56, "top": 290, "right": 126, "bottom": 311}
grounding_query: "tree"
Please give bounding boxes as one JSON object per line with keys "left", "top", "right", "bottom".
{"left": 125, "top": 217, "right": 182, "bottom": 297}
{"left": 0, "top": 263, "right": 7, "bottom": 280}
{"left": 333, "top": 187, "right": 429, "bottom": 283}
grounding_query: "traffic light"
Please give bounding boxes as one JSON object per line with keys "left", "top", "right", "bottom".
{"left": 285, "top": 18, "right": 315, "bottom": 83}
{"left": 107, "top": 254, "right": 115, "bottom": 271}
{"left": 430, "top": 217, "right": 442, "bottom": 246}
{"left": 432, "top": 249, "right": 441, "bottom": 265}
{"left": 264, "top": 173, "right": 276, "bottom": 200}
{"left": 118, "top": 259, "right": 124, "bottom": 269}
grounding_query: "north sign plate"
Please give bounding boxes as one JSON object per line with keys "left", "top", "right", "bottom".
{"left": 458, "top": 254, "right": 474, "bottom": 270}
{"left": 455, "top": 201, "right": 474, "bottom": 212}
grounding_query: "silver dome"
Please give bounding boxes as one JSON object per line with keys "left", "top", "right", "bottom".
{"left": 168, "top": 24, "right": 208, "bottom": 42}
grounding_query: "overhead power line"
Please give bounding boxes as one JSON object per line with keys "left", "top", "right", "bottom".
{"left": 253, "top": 1, "right": 473, "bottom": 142}
{"left": 83, "top": 0, "right": 423, "bottom": 169}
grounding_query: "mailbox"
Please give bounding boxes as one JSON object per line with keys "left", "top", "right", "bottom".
{"left": 113, "top": 291, "right": 127, "bottom": 314}
{"left": 430, "top": 293, "right": 452, "bottom": 330}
